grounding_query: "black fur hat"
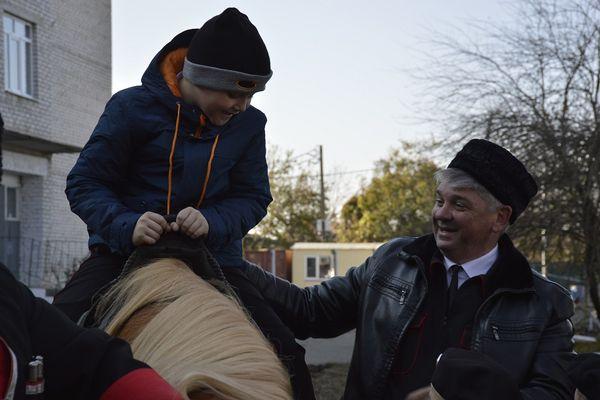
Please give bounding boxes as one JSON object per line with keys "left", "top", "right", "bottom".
{"left": 432, "top": 348, "right": 521, "bottom": 400}
{"left": 448, "top": 139, "right": 538, "bottom": 223}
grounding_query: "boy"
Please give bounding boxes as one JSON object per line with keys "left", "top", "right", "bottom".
{"left": 53, "top": 8, "right": 313, "bottom": 399}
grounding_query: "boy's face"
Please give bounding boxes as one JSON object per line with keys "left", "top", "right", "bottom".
{"left": 180, "top": 79, "right": 253, "bottom": 126}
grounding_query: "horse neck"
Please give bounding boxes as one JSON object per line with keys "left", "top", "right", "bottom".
{"left": 116, "top": 303, "right": 166, "bottom": 343}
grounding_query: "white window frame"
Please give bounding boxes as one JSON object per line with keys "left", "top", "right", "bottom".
{"left": 3, "top": 13, "right": 33, "bottom": 97}
{"left": 304, "top": 255, "right": 335, "bottom": 280}
{"left": 2, "top": 174, "right": 20, "bottom": 221}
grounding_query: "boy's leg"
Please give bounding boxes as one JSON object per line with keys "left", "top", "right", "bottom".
{"left": 53, "top": 247, "right": 126, "bottom": 322}
{"left": 222, "top": 266, "right": 316, "bottom": 400}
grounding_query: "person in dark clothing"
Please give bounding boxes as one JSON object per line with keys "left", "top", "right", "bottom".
{"left": 52, "top": 8, "right": 313, "bottom": 399}
{"left": 0, "top": 262, "right": 182, "bottom": 400}
{"left": 566, "top": 352, "right": 600, "bottom": 400}
{"left": 242, "top": 139, "right": 575, "bottom": 400}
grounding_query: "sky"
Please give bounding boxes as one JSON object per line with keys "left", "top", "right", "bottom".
{"left": 112, "top": 0, "right": 512, "bottom": 205}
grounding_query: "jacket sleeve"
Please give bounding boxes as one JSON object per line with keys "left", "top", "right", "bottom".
{"left": 199, "top": 117, "right": 272, "bottom": 249}
{"left": 242, "top": 257, "right": 373, "bottom": 339}
{"left": 66, "top": 93, "right": 142, "bottom": 255}
{"left": 519, "top": 294, "right": 576, "bottom": 400}
{"left": 0, "top": 264, "right": 179, "bottom": 399}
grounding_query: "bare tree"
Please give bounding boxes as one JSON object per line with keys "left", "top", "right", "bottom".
{"left": 422, "top": 0, "right": 600, "bottom": 317}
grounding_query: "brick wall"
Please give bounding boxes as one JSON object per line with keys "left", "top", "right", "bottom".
{"left": 0, "top": 0, "right": 111, "bottom": 286}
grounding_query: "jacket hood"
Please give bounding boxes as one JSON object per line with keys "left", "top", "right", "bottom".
{"left": 141, "top": 29, "right": 200, "bottom": 124}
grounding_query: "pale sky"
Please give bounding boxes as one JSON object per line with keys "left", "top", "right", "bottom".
{"left": 112, "top": 0, "right": 511, "bottom": 204}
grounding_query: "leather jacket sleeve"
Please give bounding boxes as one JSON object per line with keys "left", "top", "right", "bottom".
{"left": 519, "top": 295, "right": 575, "bottom": 399}
{"left": 242, "top": 257, "right": 374, "bottom": 339}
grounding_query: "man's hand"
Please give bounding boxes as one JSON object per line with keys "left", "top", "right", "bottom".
{"left": 132, "top": 212, "right": 170, "bottom": 246}
{"left": 174, "top": 207, "right": 209, "bottom": 239}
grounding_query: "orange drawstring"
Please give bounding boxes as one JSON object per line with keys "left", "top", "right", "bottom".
{"left": 196, "top": 134, "right": 220, "bottom": 208}
{"left": 194, "top": 114, "right": 206, "bottom": 138}
{"left": 166, "top": 102, "right": 182, "bottom": 214}
{"left": 167, "top": 105, "right": 220, "bottom": 213}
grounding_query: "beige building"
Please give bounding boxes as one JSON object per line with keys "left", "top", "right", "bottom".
{"left": 291, "top": 242, "right": 382, "bottom": 288}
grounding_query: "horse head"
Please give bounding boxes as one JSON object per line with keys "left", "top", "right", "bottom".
{"left": 91, "top": 232, "right": 292, "bottom": 400}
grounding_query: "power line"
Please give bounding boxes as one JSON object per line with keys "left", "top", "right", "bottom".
{"left": 287, "top": 148, "right": 319, "bottom": 162}
{"left": 270, "top": 167, "right": 376, "bottom": 180}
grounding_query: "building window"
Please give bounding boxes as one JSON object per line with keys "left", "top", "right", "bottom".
{"left": 3, "top": 14, "right": 33, "bottom": 97}
{"left": 5, "top": 186, "right": 19, "bottom": 221}
{"left": 305, "top": 255, "right": 335, "bottom": 280}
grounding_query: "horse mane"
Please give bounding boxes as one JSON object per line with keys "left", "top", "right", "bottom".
{"left": 95, "top": 258, "right": 292, "bottom": 400}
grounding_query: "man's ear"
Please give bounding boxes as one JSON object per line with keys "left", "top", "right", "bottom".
{"left": 493, "top": 205, "right": 512, "bottom": 233}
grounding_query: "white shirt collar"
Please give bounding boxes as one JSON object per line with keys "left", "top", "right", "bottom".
{"left": 443, "top": 245, "right": 499, "bottom": 279}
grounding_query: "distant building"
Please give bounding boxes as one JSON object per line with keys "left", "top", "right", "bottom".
{"left": 290, "top": 242, "right": 382, "bottom": 288}
{"left": 0, "top": 0, "right": 111, "bottom": 288}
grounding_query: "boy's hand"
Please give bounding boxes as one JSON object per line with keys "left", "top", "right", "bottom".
{"left": 132, "top": 212, "right": 170, "bottom": 246}
{"left": 174, "top": 207, "right": 209, "bottom": 239}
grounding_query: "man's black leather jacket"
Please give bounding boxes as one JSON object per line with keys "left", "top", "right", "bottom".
{"left": 243, "top": 234, "right": 575, "bottom": 399}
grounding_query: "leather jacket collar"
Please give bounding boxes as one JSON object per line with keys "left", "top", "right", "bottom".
{"left": 401, "top": 234, "right": 534, "bottom": 295}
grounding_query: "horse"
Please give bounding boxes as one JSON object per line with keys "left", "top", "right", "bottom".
{"left": 90, "top": 233, "right": 292, "bottom": 400}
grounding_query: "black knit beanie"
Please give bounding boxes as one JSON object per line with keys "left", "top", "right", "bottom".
{"left": 182, "top": 8, "right": 272, "bottom": 93}
{"left": 447, "top": 139, "right": 538, "bottom": 223}
{"left": 432, "top": 348, "right": 521, "bottom": 400}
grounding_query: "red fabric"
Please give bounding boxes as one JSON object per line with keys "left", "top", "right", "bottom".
{"left": 100, "top": 368, "right": 183, "bottom": 400}
{"left": 0, "top": 339, "right": 10, "bottom": 399}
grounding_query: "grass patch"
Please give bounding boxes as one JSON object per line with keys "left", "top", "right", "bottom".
{"left": 574, "top": 340, "right": 600, "bottom": 353}
{"left": 310, "top": 363, "right": 349, "bottom": 400}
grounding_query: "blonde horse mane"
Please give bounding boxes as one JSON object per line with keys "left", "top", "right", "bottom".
{"left": 95, "top": 258, "right": 292, "bottom": 400}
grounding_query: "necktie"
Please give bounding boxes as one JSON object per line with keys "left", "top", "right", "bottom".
{"left": 447, "top": 264, "right": 462, "bottom": 310}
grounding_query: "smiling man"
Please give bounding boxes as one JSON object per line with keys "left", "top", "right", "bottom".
{"left": 242, "top": 139, "right": 575, "bottom": 399}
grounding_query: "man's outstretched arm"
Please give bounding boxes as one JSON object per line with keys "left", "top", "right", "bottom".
{"left": 242, "top": 256, "right": 373, "bottom": 339}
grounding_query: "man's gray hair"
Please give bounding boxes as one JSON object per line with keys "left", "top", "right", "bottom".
{"left": 434, "top": 168, "right": 503, "bottom": 211}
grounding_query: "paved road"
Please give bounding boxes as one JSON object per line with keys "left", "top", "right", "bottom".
{"left": 298, "top": 330, "right": 355, "bottom": 365}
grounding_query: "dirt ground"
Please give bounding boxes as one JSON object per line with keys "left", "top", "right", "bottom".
{"left": 310, "top": 363, "right": 350, "bottom": 400}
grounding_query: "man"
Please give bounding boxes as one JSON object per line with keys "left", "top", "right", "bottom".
{"left": 52, "top": 8, "right": 313, "bottom": 398}
{"left": 0, "top": 261, "right": 184, "bottom": 400}
{"left": 243, "top": 139, "right": 575, "bottom": 399}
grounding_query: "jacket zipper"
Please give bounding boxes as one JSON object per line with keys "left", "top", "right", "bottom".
{"left": 376, "top": 254, "right": 427, "bottom": 399}
{"left": 470, "top": 287, "right": 536, "bottom": 349}
{"left": 492, "top": 325, "right": 500, "bottom": 340}
{"left": 399, "top": 289, "right": 407, "bottom": 304}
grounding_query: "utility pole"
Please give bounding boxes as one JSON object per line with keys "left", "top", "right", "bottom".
{"left": 540, "top": 190, "right": 547, "bottom": 277}
{"left": 541, "top": 228, "right": 547, "bottom": 277}
{"left": 319, "top": 145, "right": 326, "bottom": 241}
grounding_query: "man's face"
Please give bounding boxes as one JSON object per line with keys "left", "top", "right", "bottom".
{"left": 181, "top": 81, "right": 253, "bottom": 126}
{"left": 432, "top": 182, "right": 508, "bottom": 264}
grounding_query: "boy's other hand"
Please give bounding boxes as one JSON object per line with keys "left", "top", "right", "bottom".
{"left": 175, "top": 207, "right": 209, "bottom": 239}
{"left": 132, "top": 212, "right": 170, "bottom": 246}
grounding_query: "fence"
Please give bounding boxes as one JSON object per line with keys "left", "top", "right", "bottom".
{"left": 0, "top": 236, "right": 88, "bottom": 290}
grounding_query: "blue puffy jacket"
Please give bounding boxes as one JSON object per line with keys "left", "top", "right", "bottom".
{"left": 66, "top": 29, "right": 272, "bottom": 267}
